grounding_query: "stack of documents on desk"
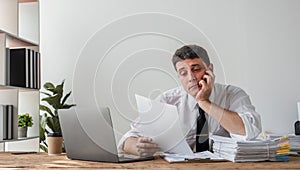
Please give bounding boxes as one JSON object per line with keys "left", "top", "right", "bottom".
{"left": 211, "top": 135, "right": 290, "bottom": 162}
{"left": 288, "top": 135, "right": 300, "bottom": 153}
{"left": 275, "top": 137, "right": 290, "bottom": 161}
{"left": 263, "top": 133, "right": 300, "bottom": 154}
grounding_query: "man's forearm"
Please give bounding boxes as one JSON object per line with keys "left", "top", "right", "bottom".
{"left": 199, "top": 100, "right": 246, "bottom": 135}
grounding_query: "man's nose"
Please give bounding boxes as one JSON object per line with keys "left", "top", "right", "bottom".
{"left": 188, "top": 71, "right": 196, "bottom": 82}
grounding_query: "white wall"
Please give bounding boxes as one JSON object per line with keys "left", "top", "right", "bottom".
{"left": 40, "top": 0, "right": 300, "bottom": 141}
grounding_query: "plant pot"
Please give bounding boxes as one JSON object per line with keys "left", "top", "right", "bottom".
{"left": 18, "top": 127, "right": 28, "bottom": 138}
{"left": 47, "top": 132, "right": 63, "bottom": 155}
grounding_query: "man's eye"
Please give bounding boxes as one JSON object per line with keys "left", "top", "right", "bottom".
{"left": 193, "top": 68, "right": 202, "bottom": 72}
{"left": 179, "top": 71, "right": 187, "bottom": 76}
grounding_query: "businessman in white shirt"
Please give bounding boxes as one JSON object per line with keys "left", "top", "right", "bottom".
{"left": 118, "top": 45, "right": 262, "bottom": 157}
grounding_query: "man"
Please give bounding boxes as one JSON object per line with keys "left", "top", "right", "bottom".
{"left": 118, "top": 45, "right": 262, "bottom": 157}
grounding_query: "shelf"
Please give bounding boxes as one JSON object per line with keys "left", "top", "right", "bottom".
{"left": 0, "top": 29, "right": 39, "bottom": 47}
{"left": 0, "top": 0, "right": 40, "bottom": 152}
{"left": 0, "top": 37, "right": 41, "bottom": 89}
{"left": 19, "top": 0, "right": 38, "bottom": 3}
{"left": 0, "top": 85, "right": 39, "bottom": 91}
{"left": 0, "top": 136, "right": 39, "bottom": 143}
{"left": 0, "top": 78, "right": 39, "bottom": 150}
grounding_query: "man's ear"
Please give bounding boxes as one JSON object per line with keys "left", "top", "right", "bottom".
{"left": 208, "top": 63, "right": 214, "bottom": 71}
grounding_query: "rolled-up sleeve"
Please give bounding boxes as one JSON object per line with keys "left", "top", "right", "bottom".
{"left": 117, "top": 118, "right": 142, "bottom": 153}
{"left": 231, "top": 110, "right": 262, "bottom": 141}
{"left": 228, "top": 87, "right": 262, "bottom": 141}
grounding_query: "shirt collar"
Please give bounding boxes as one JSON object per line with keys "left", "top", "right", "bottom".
{"left": 180, "top": 88, "right": 198, "bottom": 110}
{"left": 182, "top": 85, "right": 216, "bottom": 111}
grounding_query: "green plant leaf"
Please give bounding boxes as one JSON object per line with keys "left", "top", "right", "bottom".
{"left": 40, "top": 104, "right": 54, "bottom": 117}
{"left": 40, "top": 91, "right": 51, "bottom": 97}
{"left": 40, "top": 144, "right": 48, "bottom": 152}
{"left": 43, "top": 82, "right": 55, "bottom": 93}
{"left": 46, "top": 115, "right": 61, "bottom": 133}
{"left": 53, "top": 116, "right": 61, "bottom": 133}
{"left": 46, "top": 117, "right": 55, "bottom": 132}
{"left": 62, "top": 104, "right": 76, "bottom": 109}
{"left": 40, "top": 80, "right": 76, "bottom": 151}
{"left": 39, "top": 125, "right": 45, "bottom": 142}
{"left": 56, "top": 80, "right": 65, "bottom": 94}
{"left": 39, "top": 114, "right": 47, "bottom": 142}
{"left": 42, "top": 94, "right": 63, "bottom": 110}
{"left": 61, "top": 91, "right": 71, "bottom": 105}
{"left": 18, "top": 113, "right": 33, "bottom": 128}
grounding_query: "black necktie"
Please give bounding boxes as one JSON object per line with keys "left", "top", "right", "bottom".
{"left": 196, "top": 107, "right": 209, "bottom": 152}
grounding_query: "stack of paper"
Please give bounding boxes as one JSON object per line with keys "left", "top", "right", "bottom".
{"left": 275, "top": 136, "right": 290, "bottom": 162}
{"left": 263, "top": 133, "right": 300, "bottom": 154}
{"left": 288, "top": 135, "right": 300, "bottom": 153}
{"left": 211, "top": 135, "right": 289, "bottom": 162}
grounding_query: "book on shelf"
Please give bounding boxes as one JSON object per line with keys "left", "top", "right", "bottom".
{"left": 0, "top": 104, "right": 13, "bottom": 140}
{"left": 0, "top": 105, "right": 8, "bottom": 140}
{"left": 33, "top": 50, "right": 37, "bottom": 89}
{"left": 36, "top": 51, "right": 41, "bottom": 89}
{"left": 5, "top": 48, "right": 10, "bottom": 86}
{"left": 6, "top": 48, "right": 40, "bottom": 89}
{"left": 6, "top": 105, "right": 13, "bottom": 140}
{"left": 25, "top": 49, "right": 30, "bottom": 88}
{"left": 29, "top": 49, "right": 34, "bottom": 88}
{"left": 7, "top": 48, "right": 27, "bottom": 87}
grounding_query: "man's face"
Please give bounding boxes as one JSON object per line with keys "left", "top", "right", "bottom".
{"left": 175, "top": 58, "right": 207, "bottom": 97}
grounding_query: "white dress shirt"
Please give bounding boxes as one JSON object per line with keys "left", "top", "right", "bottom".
{"left": 118, "top": 83, "right": 262, "bottom": 152}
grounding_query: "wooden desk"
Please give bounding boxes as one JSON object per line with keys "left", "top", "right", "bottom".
{"left": 0, "top": 152, "right": 299, "bottom": 169}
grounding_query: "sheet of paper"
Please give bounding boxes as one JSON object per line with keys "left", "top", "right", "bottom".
{"left": 160, "top": 151, "right": 226, "bottom": 163}
{"left": 135, "top": 94, "right": 193, "bottom": 155}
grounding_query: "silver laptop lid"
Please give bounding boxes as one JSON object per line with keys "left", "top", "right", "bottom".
{"left": 59, "top": 107, "right": 119, "bottom": 162}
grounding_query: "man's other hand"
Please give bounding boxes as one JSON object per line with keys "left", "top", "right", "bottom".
{"left": 123, "top": 136, "right": 160, "bottom": 157}
{"left": 136, "top": 137, "right": 160, "bottom": 157}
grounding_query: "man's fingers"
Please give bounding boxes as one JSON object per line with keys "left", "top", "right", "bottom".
{"left": 205, "top": 70, "right": 215, "bottom": 82}
{"left": 202, "top": 70, "right": 215, "bottom": 88}
{"left": 199, "top": 80, "right": 207, "bottom": 91}
{"left": 137, "top": 147, "right": 160, "bottom": 154}
{"left": 137, "top": 147, "right": 161, "bottom": 157}
{"left": 136, "top": 142, "right": 159, "bottom": 149}
{"left": 135, "top": 137, "right": 160, "bottom": 157}
{"left": 205, "top": 69, "right": 214, "bottom": 78}
{"left": 203, "top": 74, "right": 212, "bottom": 86}
{"left": 137, "top": 136, "right": 152, "bottom": 143}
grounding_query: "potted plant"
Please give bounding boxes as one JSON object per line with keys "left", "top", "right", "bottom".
{"left": 39, "top": 80, "right": 76, "bottom": 155}
{"left": 18, "top": 113, "right": 33, "bottom": 138}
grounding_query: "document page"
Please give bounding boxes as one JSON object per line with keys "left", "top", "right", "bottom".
{"left": 135, "top": 94, "right": 193, "bottom": 155}
{"left": 161, "top": 151, "right": 225, "bottom": 163}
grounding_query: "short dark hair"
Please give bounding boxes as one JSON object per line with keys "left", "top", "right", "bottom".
{"left": 172, "top": 45, "right": 210, "bottom": 70}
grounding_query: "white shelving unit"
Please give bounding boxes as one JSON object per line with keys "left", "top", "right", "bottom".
{"left": 0, "top": 0, "right": 40, "bottom": 152}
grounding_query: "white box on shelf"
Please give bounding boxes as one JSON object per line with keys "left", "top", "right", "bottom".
{"left": 18, "top": 2, "right": 39, "bottom": 44}
{"left": 297, "top": 102, "right": 300, "bottom": 121}
{"left": 0, "top": 0, "right": 18, "bottom": 36}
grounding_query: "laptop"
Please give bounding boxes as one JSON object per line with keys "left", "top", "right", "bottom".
{"left": 58, "top": 107, "right": 154, "bottom": 163}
